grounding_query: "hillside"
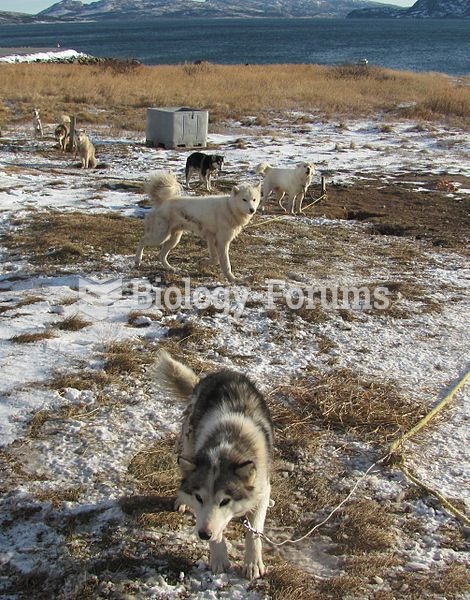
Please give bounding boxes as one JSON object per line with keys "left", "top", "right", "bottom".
{"left": 0, "top": 0, "right": 396, "bottom": 22}
{"left": 348, "top": 0, "right": 470, "bottom": 18}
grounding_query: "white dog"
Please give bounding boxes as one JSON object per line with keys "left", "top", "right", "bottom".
{"left": 76, "top": 132, "right": 97, "bottom": 169}
{"left": 256, "top": 162, "right": 315, "bottom": 214}
{"left": 32, "top": 108, "right": 43, "bottom": 137}
{"left": 155, "top": 351, "right": 273, "bottom": 579}
{"left": 134, "top": 171, "right": 260, "bottom": 282}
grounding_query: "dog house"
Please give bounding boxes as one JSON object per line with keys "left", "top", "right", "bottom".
{"left": 146, "top": 107, "right": 208, "bottom": 149}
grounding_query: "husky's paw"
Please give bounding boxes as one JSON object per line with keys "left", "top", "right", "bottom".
{"left": 209, "top": 542, "right": 230, "bottom": 574}
{"left": 242, "top": 557, "right": 266, "bottom": 580}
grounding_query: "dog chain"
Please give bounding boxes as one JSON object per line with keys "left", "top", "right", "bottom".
{"left": 241, "top": 456, "right": 386, "bottom": 547}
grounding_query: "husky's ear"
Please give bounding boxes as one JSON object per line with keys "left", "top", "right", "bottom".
{"left": 178, "top": 456, "right": 197, "bottom": 474}
{"left": 234, "top": 461, "right": 257, "bottom": 486}
{"left": 232, "top": 185, "right": 240, "bottom": 195}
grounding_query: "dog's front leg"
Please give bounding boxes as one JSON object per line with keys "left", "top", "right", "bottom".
{"left": 209, "top": 538, "right": 230, "bottom": 574}
{"left": 243, "top": 481, "right": 270, "bottom": 579}
{"left": 216, "top": 240, "right": 236, "bottom": 283}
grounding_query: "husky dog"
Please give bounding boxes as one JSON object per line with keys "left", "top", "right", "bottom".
{"left": 76, "top": 132, "right": 97, "bottom": 169}
{"left": 134, "top": 171, "right": 260, "bottom": 283}
{"left": 54, "top": 115, "right": 71, "bottom": 151}
{"left": 256, "top": 161, "right": 315, "bottom": 214}
{"left": 155, "top": 350, "right": 273, "bottom": 579}
{"left": 185, "top": 151, "right": 224, "bottom": 191}
{"left": 32, "top": 108, "right": 43, "bottom": 137}
{"left": 54, "top": 124, "right": 68, "bottom": 151}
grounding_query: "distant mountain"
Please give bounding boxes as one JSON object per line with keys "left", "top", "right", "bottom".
{"left": 0, "top": 11, "right": 35, "bottom": 23}
{"left": 36, "top": 0, "right": 397, "bottom": 20}
{"left": 404, "top": 0, "right": 470, "bottom": 18}
{"left": 348, "top": 0, "right": 470, "bottom": 18}
{"left": 2, "top": 0, "right": 467, "bottom": 23}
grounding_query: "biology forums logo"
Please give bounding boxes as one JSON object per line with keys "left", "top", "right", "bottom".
{"left": 77, "top": 276, "right": 152, "bottom": 320}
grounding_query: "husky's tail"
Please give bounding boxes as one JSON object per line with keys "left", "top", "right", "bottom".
{"left": 152, "top": 350, "right": 199, "bottom": 400}
{"left": 255, "top": 162, "right": 271, "bottom": 175}
{"left": 145, "top": 171, "right": 182, "bottom": 205}
{"left": 61, "top": 114, "right": 71, "bottom": 133}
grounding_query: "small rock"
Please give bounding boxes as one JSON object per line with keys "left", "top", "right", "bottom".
{"left": 50, "top": 304, "right": 65, "bottom": 315}
{"left": 63, "top": 387, "right": 81, "bottom": 402}
{"left": 133, "top": 315, "right": 152, "bottom": 327}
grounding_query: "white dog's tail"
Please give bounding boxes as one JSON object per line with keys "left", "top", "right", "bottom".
{"left": 152, "top": 350, "right": 199, "bottom": 400}
{"left": 145, "top": 171, "right": 181, "bottom": 205}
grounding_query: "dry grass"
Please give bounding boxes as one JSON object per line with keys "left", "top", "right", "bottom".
{"left": 34, "top": 486, "right": 85, "bottom": 507}
{"left": 10, "top": 330, "right": 56, "bottom": 344}
{"left": 333, "top": 499, "right": 395, "bottom": 552}
{"left": 4, "top": 211, "right": 142, "bottom": 270}
{"left": 394, "top": 562, "right": 470, "bottom": 599}
{"left": 1, "top": 63, "right": 468, "bottom": 130}
{"left": 53, "top": 314, "right": 91, "bottom": 331}
{"left": 15, "top": 295, "right": 45, "bottom": 308}
{"left": 128, "top": 435, "right": 179, "bottom": 497}
{"left": 276, "top": 368, "right": 426, "bottom": 445}
{"left": 265, "top": 560, "right": 318, "bottom": 599}
{"left": 102, "top": 340, "right": 157, "bottom": 375}
{"left": 48, "top": 369, "right": 110, "bottom": 391}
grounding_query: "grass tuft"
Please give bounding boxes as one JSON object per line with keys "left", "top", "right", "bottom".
{"left": 10, "top": 330, "right": 55, "bottom": 344}
{"left": 277, "top": 368, "right": 426, "bottom": 444}
{"left": 54, "top": 314, "right": 91, "bottom": 331}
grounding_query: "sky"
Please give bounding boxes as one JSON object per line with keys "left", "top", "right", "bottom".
{"left": 2, "top": 0, "right": 416, "bottom": 15}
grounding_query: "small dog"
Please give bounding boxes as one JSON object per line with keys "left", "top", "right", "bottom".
{"left": 256, "top": 162, "right": 315, "bottom": 214}
{"left": 155, "top": 350, "right": 273, "bottom": 579}
{"left": 54, "top": 124, "right": 68, "bottom": 151}
{"left": 134, "top": 171, "right": 260, "bottom": 283}
{"left": 185, "top": 152, "right": 224, "bottom": 191}
{"left": 32, "top": 108, "right": 43, "bottom": 137}
{"left": 54, "top": 115, "right": 71, "bottom": 151}
{"left": 76, "top": 132, "right": 97, "bottom": 169}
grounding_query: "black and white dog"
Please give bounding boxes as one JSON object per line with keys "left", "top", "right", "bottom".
{"left": 155, "top": 350, "right": 273, "bottom": 579}
{"left": 185, "top": 152, "right": 224, "bottom": 192}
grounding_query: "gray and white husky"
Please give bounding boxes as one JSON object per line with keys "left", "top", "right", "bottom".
{"left": 155, "top": 351, "right": 273, "bottom": 579}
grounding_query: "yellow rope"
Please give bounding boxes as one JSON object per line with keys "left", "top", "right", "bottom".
{"left": 245, "top": 192, "right": 327, "bottom": 231}
{"left": 301, "top": 193, "right": 327, "bottom": 213}
{"left": 244, "top": 215, "right": 289, "bottom": 230}
{"left": 399, "top": 463, "right": 470, "bottom": 526}
{"left": 388, "top": 370, "right": 470, "bottom": 526}
{"left": 389, "top": 370, "right": 470, "bottom": 455}
{"left": 242, "top": 371, "right": 470, "bottom": 544}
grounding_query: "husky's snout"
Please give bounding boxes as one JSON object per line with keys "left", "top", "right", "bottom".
{"left": 198, "top": 529, "right": 211, "bottom": 541}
